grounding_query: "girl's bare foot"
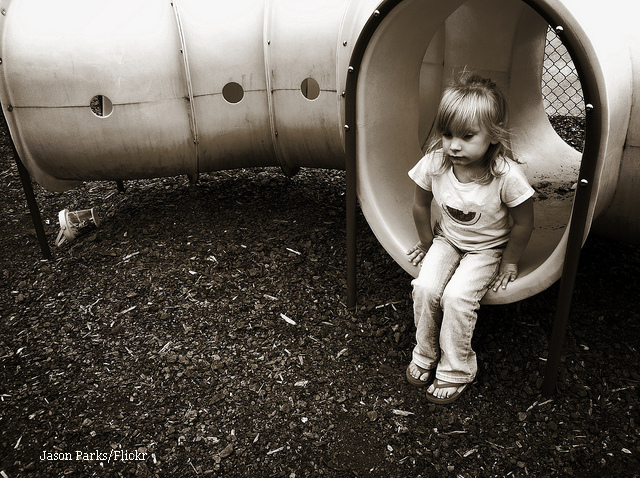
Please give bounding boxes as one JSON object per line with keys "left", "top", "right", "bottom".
{"left": 405, "top": 362, "right": 433, "bottom": 387}
{"left": 426, "top": 379, "right": 469, "bottom": 404}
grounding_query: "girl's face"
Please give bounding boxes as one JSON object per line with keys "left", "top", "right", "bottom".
{"left": 442, "top": 120, "right": 496, "bottom": 171}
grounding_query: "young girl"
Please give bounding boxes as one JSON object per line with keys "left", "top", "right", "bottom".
{"left": 405, "top": 71, "right": 534, "bottom": 404}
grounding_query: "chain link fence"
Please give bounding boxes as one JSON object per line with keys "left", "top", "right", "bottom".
{"left": 542, "top": 26, "right": 585, "bottom": 118}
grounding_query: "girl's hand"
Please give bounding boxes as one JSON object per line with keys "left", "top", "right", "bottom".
{"left": 407, "top": 242, "right": 431, "bottom": 266}
{"left": 491, "top": 262, "right": 518, "bottom": 291}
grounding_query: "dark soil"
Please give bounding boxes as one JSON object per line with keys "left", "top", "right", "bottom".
{"left": 1, "top": 115, "right": 638, "bottom": 477}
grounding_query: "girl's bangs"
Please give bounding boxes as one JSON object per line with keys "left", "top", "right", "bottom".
{"left": 439, "top": 95, "right": 483, "bottom": 136}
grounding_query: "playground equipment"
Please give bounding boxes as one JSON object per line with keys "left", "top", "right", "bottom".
{"left": 2, "top": 0, "right": 639, "bottom": 394}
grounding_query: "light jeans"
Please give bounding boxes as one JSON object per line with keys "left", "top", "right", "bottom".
{"left": 411, "top": 235, "right": 503, "bottom": 384}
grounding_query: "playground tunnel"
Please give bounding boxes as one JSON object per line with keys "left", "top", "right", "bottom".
{"left": 0, "top": 0, "right": 636, "bottom": 304}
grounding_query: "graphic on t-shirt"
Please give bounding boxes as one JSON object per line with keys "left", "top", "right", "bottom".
{"left": 442, "top": 204, "right": 481, "bottom": 225}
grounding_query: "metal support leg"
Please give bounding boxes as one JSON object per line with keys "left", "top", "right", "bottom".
{"left": 542, "top": 147, "right": 598, "bottom": 394}
{"left": 14, "top": 155, "right": 52, "bottom": 259}
{"left": 541, "top": 225, "right": 584, "bottom": 396}
{"left": 346, "top": 140, "right": 357, "bottom": 310}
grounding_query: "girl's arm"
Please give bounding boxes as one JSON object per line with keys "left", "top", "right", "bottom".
{"left": 407, "top": 185, "right": 434, "bottom": 266}
{"left": 491, "top": 197, "right": 534, "bottom": 291}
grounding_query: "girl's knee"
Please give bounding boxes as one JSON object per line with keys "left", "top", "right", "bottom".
{"left": 412, "top": 277, "right": 441, "bottom": 301}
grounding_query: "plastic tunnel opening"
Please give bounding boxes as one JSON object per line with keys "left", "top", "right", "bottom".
{"left": 352, "top": 0, "right": 603, "bottom": 304}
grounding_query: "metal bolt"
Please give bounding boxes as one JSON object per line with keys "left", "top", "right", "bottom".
{"left": 580, "top": 179, "right": 589, "bottom": 187}
{"left": 344, "top": 125, "right": 350, "bottom": 132}
{"left": 0, "top": 58, "right": 2, "bottom": 65}
{"left": 267, "top": 40, "right": 271, "bottom": 45}
{"left": 275, "top": 131, "right": 278, "bottom": 137}
{"left": 341, "top": 91, "right": 346, "bottom": 97}
{"left": 7, "top": 105, "right": 12, "bottom": 112}
{"left": 585, "top": 103, "right": 594, "bottom": 112}
{"left": 373, "top": 10, "right": 380, "bottom": 17}
{"left": 555, "top": 25, "right": 564, "bottom": 33}
{"left": 343, "top": 41, "right": 347, "bottom": 46}
{"left": 1, "top": 8, "right": 5, "bottom": 15}
{"left": 348, "top": 66, "right": 354, "bottom": 73}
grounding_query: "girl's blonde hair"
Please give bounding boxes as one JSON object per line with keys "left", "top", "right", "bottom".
{"left": 425, "top": 70, "right": 514, "bottom": 184}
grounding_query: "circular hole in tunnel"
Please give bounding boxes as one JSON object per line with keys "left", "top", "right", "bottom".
{"left": 222, "top": 82, "right": 244, "bottom": 104}
{"left": 301, "top": 77, "right": 320, "bottom": 100}
{"left": 90, "top": 95, "right": 113, "bottom": 118}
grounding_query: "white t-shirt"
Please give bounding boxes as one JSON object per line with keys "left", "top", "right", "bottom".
{"left": 408, "top": 150, "right": 535, "bottom": 251}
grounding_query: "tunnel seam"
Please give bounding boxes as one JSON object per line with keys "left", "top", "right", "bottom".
{"left": 171, "top": 0, "right": 199, "bottom": 176}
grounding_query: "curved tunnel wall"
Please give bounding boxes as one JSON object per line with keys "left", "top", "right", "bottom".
{"left": 0, "top": 0, "right": 637, "bottom": 304}
{"left": 0, "top": 1, "right": 196, "bottom": 187}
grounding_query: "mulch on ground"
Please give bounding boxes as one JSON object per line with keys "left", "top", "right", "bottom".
{"left": 1, "top": 116, "right": 638, "bottom": 477}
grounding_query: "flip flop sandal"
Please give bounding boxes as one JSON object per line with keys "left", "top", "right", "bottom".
{"left": 425, "top": 379, "right": 470, "bottom": 405}
{"left": 405, "top": 362, "right": 434, "bottom": 387}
